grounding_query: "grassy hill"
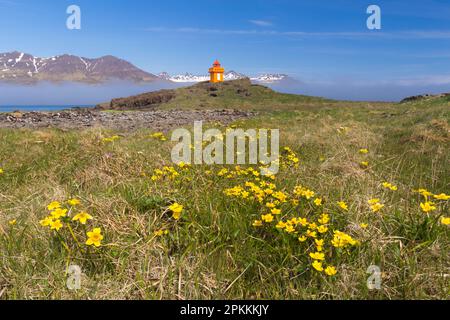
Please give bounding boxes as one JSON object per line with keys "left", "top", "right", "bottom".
{"left": 0, "top": 82, "right": 449, "bottom": 300}
{"left": 98, "top": 78, "right": 390, "bottom": 111}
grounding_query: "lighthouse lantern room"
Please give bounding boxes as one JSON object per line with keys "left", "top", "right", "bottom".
{"left": 209, "top": 60, "right": 225, "bottom": 83}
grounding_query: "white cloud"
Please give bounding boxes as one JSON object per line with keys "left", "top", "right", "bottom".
{"left": 249, "top": 20, "right": 273, "bottom": 27}
{"left": 143, "top": 27, "right": 450, "bottom": 39}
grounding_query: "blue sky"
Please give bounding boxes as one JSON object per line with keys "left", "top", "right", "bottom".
{"left": 1, "top": 0, "right": 450, "bottom": 101}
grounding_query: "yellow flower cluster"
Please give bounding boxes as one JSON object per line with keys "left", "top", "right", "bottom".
{"left": 225, "top": 179, "right": 279, "bottom": 204}
{"left": 40, "top": 199, "right": 103, "bottom": 248}
{"left": 218, "top": 166, "right": 274, "bottom": 180}
{"left": 154, "top": 229, "right": 170, "bottom": 237}
{"left": 281, "top": 147, "right": 300, "bottom": 168}
{"left": 293, "top": 185, "right": 315, "bottom": 200}
{"left": 223, "top": 167, "right": 359, "bottom": 277}
{"left": 102, "top": 135, "right": 120, "bottom": 143}
{"left": 414, "top": 188, "right": 448, "bottom": 216}
{"left": 151, "top": 166, "right": 180, "bottom": 181}
{"left": 368, "top": 198, "right": 384, "bottom": 213}
{"left": 331, "top": 230, "right": 358, "bottom": 248}
{"left": 149, "top": 132, "right": 167, "bottom": 141}
{"left": 358, "top": 149, "right": 370, "bottom": 168}
{"left": 382, "top": 182, "right": 398, "bottom": 191}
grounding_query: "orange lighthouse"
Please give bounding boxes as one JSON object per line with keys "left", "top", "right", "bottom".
{"left": 209, "top": 60, "right": 225, "bottom": 83}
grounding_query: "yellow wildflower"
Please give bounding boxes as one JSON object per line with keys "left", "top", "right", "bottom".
{"left": 318, "top": 213, "right": 330, "bottom": 225}
{"left": 360, "top": 161, "right": 369, "bottom": 168}
{"left": 86, "top": 228, "right": 103, "bottom": 247}
{"left": 285, "top": 224, "right": 296, "bottom": 233}
{"left": 51, "top": 208, "right": 68, "bottom": 219}
{"left": 272, "top": 191, "right": 288, "bottom": 203}
{"left": 40, "top": 216, "right": 53, "bottom": 227}
{"left": 266, "top": 202, "right": 276, "bottom": 209}
{"left": 382, "top": 182, "right": 398, "bottom": 191}
{"left": 306, "top": 230, "right": 317, "bottom": 238}
{"left": 50, "top": 220, "right": 63, "bottom": 231}
{"left": 261, "top": 214, "right": 274, "bottom": 223}
{"left": 331, "top": 230, "right": 357, "bottom": 248}
{"left": 67, "top": 198, "right": 81, "bottom": 206}
{"left": 337, "top": 201, "right": 349, "bottom": 211}
{"left": 370, "top": 202, "right": 385, "bottom": 213}
{"left": 47, "top": 201, "right": 61, "bottom": 211}
{"left": 169, "top": 203, "right": 184, "bottom": 220}
{"left": 271, "top": 208, "right": 281, "bottom": 215}
{"left": 252, "top": 220, "right": 263, "bottom": 227}
{"left": 312, "top": 260, "right": 323, "bottom": 272}
{"left": 440, "top": 217, "right": 450, "bottom": 226}
{"left": 420, "top": 202, "right": 436, "bottom": 213}
{"left": 308, "top": 222, "right": 318, "bottom": 230}
{"left": 434, "top": 193, "right": 450, "bottom": 201}
{"left": 416, "top": 188, "right": 432, "bottom": 198}
{"left": 360, "top": 223, "right": 368, "bottom": 229}
{"left": 317, "top": 225, "right": 328, "bottom": 234}
{"left": 325, "top": 266, "right": 337, "bottom": 276}
{"left": 298, "top": 218, "right": 308, "bottom": 227}
{"left": 298, "top": 236, "right": 307, "bottom": 242}
{"left": 72, "top": 212, "right": 93, "bottom": 225}
{"left": 309, "top": 252, "right": 325, "bottom": 261}
{"left": 314, "top": 198, "right": 323, "bottom": 206}
{"left": 276, "top": 221, "right": 286, "bottom": 229}
{"left": 303, "top": 190, "right": 315, "bottom": 200}
{"left": 359, "top": 149, "right": 369, "bottom": 154}
{"left": 154, "top": 229, "right": 169, "bottom": 237}
{"left": 9, "top": 219, "right": 17, "bottom": 225}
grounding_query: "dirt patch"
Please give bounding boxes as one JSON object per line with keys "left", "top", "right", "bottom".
{"left": 0, "top": 109, "right": 255, "bottom": 131}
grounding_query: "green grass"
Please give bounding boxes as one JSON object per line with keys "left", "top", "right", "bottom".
{"left": 0, "top": 94, "right": 449, "bottom": 300}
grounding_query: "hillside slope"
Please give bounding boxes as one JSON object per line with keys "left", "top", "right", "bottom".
{"left": 97, "top": 78, "right": 387, "bottom": 111}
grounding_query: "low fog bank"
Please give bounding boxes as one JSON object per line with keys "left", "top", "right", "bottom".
{"left": 0, "top": 80, "right": 184, "bottom": 107}
{"left": 1, "top": 80, "right": 449, "bottom": 109}
{"left": 268, "top": 81, "right": 450, "bottom": 102}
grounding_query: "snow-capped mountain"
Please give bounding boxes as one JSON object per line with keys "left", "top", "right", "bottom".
{"left": 159, "top": 70, "right": 289, "bottom": 84}
{"left": 168, "top": 73, "right": 210, "bottom": 83}
{"left": 0, "top": 51, "right": 158, "bottom": 84}
{"left": 250, "top": 74, "right": 289, "bottom": 83}
{"left": 224, "top": 71, "right": 247, "bottom": 81}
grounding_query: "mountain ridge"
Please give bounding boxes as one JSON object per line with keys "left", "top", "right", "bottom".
{"left": 0, "top": 51, "right": 159, "bottom": 84}
{"left": 0, "top": 51, "right": 293, "bottom": 85}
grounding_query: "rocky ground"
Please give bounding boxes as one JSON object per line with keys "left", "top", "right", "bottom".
{"left": 0, "top": 109, "right": 254, "bottom": 131}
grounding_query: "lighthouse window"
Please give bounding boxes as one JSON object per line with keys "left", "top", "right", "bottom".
{"left": 217, "top": 74, "right": 221, "bottom": 81}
